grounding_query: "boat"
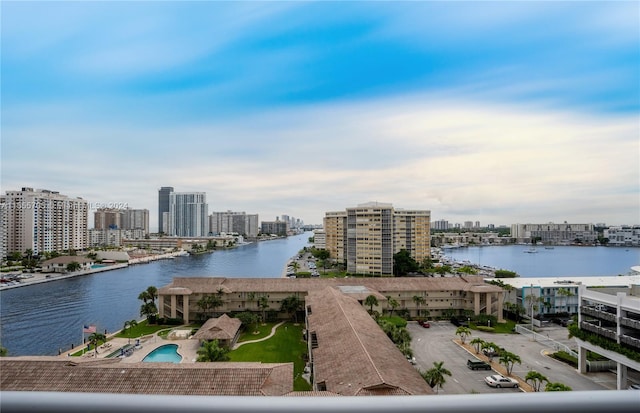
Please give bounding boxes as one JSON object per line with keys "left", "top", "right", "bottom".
{"left": 545, "top": 246, "right": 555, "bottom": 250}
{"left": 524, "top": 247, "right": 538, "bottom": 253}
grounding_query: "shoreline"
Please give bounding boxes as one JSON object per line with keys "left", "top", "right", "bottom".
{"left": 0, "top": 251, "right": 188, "bottom": 291}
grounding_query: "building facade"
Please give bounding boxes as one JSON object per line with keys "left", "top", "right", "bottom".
{"left": 575, "top": 284, "right": 640, "bottom": 390}
{"left": 209, "top": 211, "right": 259, "bottom": 238}
{"left": 324, "top": 202, "right": 430, "bottom": 276}
{"left": 168, "top": 192, "right": 208, "bottom": 237}
{"left": 121, "top": 208, "right": 150, "bottom": 235}
{"left": 510, "top": 222, "right": 598, "bottom": 245}
{"left": 1, "top": 187, "right": 88, "bottom": 255}
{"left": 604, "top": 226, "right": 640, "bottom": 247}
{"left": 260, "top": 220, "right": 288, "bottom": 236}
{"left": 157, "top": 187, "right": 173, "bottom": 234}
{"left": 94, "top": 208, "right": 122, "bottom": 230}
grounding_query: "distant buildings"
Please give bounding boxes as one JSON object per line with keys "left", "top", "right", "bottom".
{"left": 261, "top": 219, "right": 288, "bottom": 236}
{"left": 209, "top": 211, "right": 259, "bottom": 238}
{"left": 168, "top": 192, "right": 208, "bottom": 237}
{"left": 604, "top": 226, "right": 640, "bottom": 247}
{"left": 0, "top": 187, "right": 88, "bottom": 256}
{"left": 94, "top": 208, "right": 149, "bottom": 234}
{"left": 323, "top": 202, "right": 430, "bottom": 276}
{"left": 157, "top": 186, "right": 173, "bottom": 234}
{"left": 510, "top": 222, "right": 598, "bottom": 245}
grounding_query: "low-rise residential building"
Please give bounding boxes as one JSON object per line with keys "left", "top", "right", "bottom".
{"left": 575, "top": 284, "right": 640, "bottom": 390}
{"left": 157, "top": 276, "right": 504, "bottom": 325}
{"left": 510, "top": 222, "right": 598, "bottom": 245}
{"left": 492, "top": 276, "right": 640, "bottom": 325}
{"left": 41, "top": 256, "right": 94, "bottom": 273}
{"left": 604, "top": 226, "right": 640, "bottom": 247}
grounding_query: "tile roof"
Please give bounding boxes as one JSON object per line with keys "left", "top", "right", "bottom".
{"left": 0, "top": 357, "right": 293, "bottom": 396}
{"left": 307, "top": 287, "right": 433, "bottom": 396}
{"left": 42, "top": 256, "right": 93, "bottom": 265}
{"left": 192, "top": 314, "right": 242, "bottom": 341}
{"left": 158, "top": 276, "right": 500, "bottom": 296}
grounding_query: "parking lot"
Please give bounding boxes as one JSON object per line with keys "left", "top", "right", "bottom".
{"left": 408, "top": 321, "right": 618, "bottom": 394}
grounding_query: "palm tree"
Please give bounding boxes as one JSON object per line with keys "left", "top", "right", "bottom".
{"left": 412, "top": 295, "right": 426, "bottom": 318}
{"left": 455, "top": 326, "right": 471, "bottom": 344}
{"left": 421, "top": 361, "right": 452, "bottom": 394}
{"left": 498, "top": 351, "right": 522, "bottom": 375}
{"left": 364, "top": 295, "right": 378, "bottom": 314}
{"left": 525, "top": 370, "right": 548, "bottom": 392}
{"left": 386, "top": 296, "right": 399, "bottom": 316}
{"left": 247, "top": 292, "right": 256, "bottom": 310}
{"left": 196, "top": 339, "right": 230, "bottom": 362}
{"left": 545, "top": 382, "right": 572, "bottom": 391}
{"left": 87, "top": 332, "right": 106, "bottom": 355}
{"left": 258, "top": 295, "right": 269, "bottom": 324}
{"left": 281, "top": 295, "right": 302, "bottom": 323}
{"left": 470, "top": 337, "right": 484, "bottom": 354}
{"left": 123, "top": 319, "right": 138, "bottom": 344}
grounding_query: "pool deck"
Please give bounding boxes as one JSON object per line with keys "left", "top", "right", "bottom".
{"left": 62, "top": 332, "right": 201, "bottom": 364}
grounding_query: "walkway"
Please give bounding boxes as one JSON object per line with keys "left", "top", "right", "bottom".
{"left": 233, "top": 321, "right": 286, "bottom": 349}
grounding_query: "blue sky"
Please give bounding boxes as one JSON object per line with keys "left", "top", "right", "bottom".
{"left": 2, "top": 1, "right": 638, "bottom": 230}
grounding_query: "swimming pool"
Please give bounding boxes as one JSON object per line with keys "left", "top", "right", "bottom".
{"left": 142, "top": 344, "right": 182, "bottom": 363}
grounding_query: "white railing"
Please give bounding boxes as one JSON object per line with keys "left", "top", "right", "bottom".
{"left": 1, "top": 391, "right": 639, "bottom": 413}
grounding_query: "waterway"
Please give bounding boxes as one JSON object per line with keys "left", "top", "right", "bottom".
{"left": 1, "top": 236, "right": 638, "bottom": 356}
{"left": 443, "top": 245, "right": 639, "bottom": 277}
{"left": 0, "top": 232, "right": 312, "bottom": 356}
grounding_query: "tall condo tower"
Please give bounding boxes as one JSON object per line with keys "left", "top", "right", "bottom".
{"left": 158, "top": 187, "right": 174, "bottom": 234}
{"left": 168, "top": 192, "right": 208, "bottom": 237}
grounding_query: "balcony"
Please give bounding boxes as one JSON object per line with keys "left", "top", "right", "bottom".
{"left": 1, "top": 391, "right": 638, "bottom": 413}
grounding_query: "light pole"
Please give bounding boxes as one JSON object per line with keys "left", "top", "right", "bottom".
{"left": 530, "top": 284, "right": 534, "bottom": 339}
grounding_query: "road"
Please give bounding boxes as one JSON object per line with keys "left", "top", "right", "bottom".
{"left": 409, "top": 321, "right": 617, "bottom": 394}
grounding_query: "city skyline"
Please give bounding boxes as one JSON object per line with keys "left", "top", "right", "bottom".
{"left": 2, "top": 2, "right": 638, "bottom": 230}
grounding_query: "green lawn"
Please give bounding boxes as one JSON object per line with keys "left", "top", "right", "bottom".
{"left": 114, "top": 320, "right": 178, "bottom": 339}
{"left": 237, "top": 322, "right": 277, "bottom": 342}
{"left": 229, "top": 322, "right": 311, "bottom": 391}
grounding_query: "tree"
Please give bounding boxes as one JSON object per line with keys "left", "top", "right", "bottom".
{"left": 545, "top": 382, "right": 572, "bottom": 391}
{"left": 66, "top": 261, "right": 82, "bottom": 272}
{"left": 197, "top": 294, "right": 223, "bottom": 319}
{"left": 123, "top": 319, "right": 138, "bottom": 343}
{"left": 455, "top": 326, "right": 471, "bottom": 344}
{"left": 236, "top": 312, "right": 259, "bottom": 334}
{"left": 280, "top": 295, "right": 302, "bottom": 323}
{"left": 470, "top": 337, "right": 485, "bottom": 354}
{"left": 139, "top": 286, "right": 159, "bottom": 323}
{"left": 258, "top": 295, "right": 269, "bottom": 323}
{"left": 525, "top": 370, "right": 548, "bottom": 392}
{"left": 498, "top": 351, "right": 522, "bottom": 376}
{"left": 364, "top": 294, "right": 379, "bottom": 313}
{"left": 386, "top": 296, "right": 399, "bottom": 316}
{"left": 196, "top": 339, "right": 230, "bottom": 362}
{"left": 87, "top": 332, "right": 106, "bottom": 355}
{"left": 0, "top": 346, "right": 8, "bottom": 357}
{"left": 421, "top": 361, "right": 452, "bottom": 394}
{"left": 393, "top": 249, "right": 419, "bottom": 276}
{"left": 412, "top": 295, "right": 426, "bottom": 318}
{"left": 247, "top": 292, "right": 256, "bottom": 310}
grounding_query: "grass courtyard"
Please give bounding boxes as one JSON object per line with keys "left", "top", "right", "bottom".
{"left": 229, "top": 322, "right": 311, "bottom": 391}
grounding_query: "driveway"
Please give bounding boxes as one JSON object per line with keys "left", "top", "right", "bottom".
{"left": 409, "top": 321, "right": 617, "bottom": 394}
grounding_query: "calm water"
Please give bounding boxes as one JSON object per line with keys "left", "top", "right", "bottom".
{"left": 0, "top": 232, "right": 312, "bottom": 356}
{"left": 443, "top": 245, "right": 640, "bottom": 277}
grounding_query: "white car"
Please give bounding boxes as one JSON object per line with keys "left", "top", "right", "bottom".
{"left": 484, "top": 374, "right": 519, "bottom": 388}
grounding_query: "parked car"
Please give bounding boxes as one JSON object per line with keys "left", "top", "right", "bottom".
{"left": 483, "top": 348, "right": 500, "bottom": 358}
{"left": 418, "top": 320, "right": 430, "bottom": 328}
{"left": 484, "top": 374, "right": 519, "bottom": 388}
{"left": 467, "top": 359, "right": 492, "bottom": 370}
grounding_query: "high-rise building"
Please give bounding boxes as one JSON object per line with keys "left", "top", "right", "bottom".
{"left": 209, "top": 211, "right": 259, "bottom": 238}
{"left": 1, "top": 187, "right": 88, "bottom": 255}
{"left": 324, "top": 202, "right": 430, "bottom": 276}
{"left": 158, "top": 187, "right": 173, "bottom": 234}
{"left": 0, "top": 198, "right": 8, "bottom": 260}
{"left": 121, "top": 208, "right": 149, "bottom": 235}
{"left": 168, "top": 192, "right": 207, "bottom": 237}
{"left": 94, "top": 208, "right": 122, "bottom": 230}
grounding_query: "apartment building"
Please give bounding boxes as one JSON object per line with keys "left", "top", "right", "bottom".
{"left": 209, "top": 211, "right": 259, "bottom": 238}
{"left": 168, "top": 192, "right": 208, "bottom": 237}
{"left": 121, "top": 208, "right": 150, "bottom": 235}
{"left": 157, "top": 276, "right": 504, "bottom": 325}
{"left": 312, "top": 229, "right": 326, "bottom": 249}
{"left": 576, "top": 284, "right": 640, "bottom": 390}
{"left": 260, "top": 220, "right": 288, "bottom": 236}
{"left": 510, "top": 222, "right": 598, "bottom": 245}
{"left": 157, "top": 187, "right": 173, "bottom": 234}
{"left": 1, "top": 187, "right": 88, "bottom": 255}
{"left": 323, "top": 202, "right": 430, "bottom": 276}
{"left": 604, "top": 226, "right": 640, "bottom": 247}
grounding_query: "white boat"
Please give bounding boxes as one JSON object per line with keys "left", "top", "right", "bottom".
{"left": 524, "top": 247, "right": 538, "bottom": 253}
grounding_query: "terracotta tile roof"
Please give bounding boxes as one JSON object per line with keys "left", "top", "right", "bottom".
{"left": 0, "top": 357, "right": 293, "bottom": 396}
{"left": 42, "top": 256, "right": 93, "bottom": 265}
{"left": 158, "top": 276, "right": 500, "bottom": 295}
{"left": 192, "top": 314, "right": 242, "bottom": 341}
{"left": 307, "top": 287, "right": 433, "bottom": 396}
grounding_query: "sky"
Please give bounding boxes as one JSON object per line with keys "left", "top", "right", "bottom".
{"left": 2, "top": 1, "right": 639, "bottom": 231}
